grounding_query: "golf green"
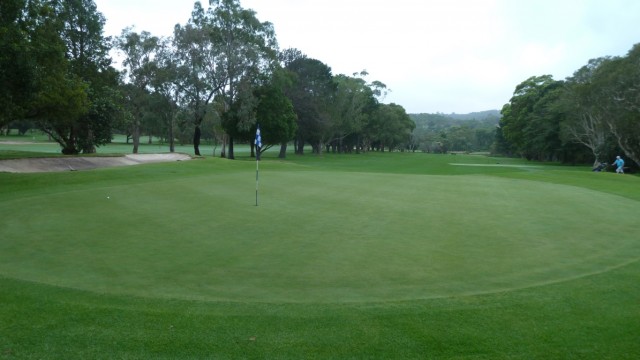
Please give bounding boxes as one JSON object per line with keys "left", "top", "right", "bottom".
{"left": 1, "top": 168, "right": 638, "bottom": 303}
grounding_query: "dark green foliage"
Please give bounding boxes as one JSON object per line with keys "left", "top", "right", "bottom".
{"left": 0, "top": 0, "right": 35, "bottom": 126}
{"left": 1, "top": 0, "right": 121, "bottom": 154}
{"left": 592, "top": 45, "right": 640, "bottom": 167}
{"left": 497, "top": 42, "right": 640, "bottom": 168}
{"left": 285, "top": 57, "right": 337, "bottom": 154}
{"left": 369, "top": 103, "right": 415, "bottom": 152}
{"left": 253, "top": 83, "right": 297, "bottom": 155}
{"left": 115, "top": 29, "right": 161, "bottom": 153}
{"left": 500, "top": 75, "right": 559, "bottom": 160}
{"left": 177, "top": 0, "right": 278, "bottom": 159}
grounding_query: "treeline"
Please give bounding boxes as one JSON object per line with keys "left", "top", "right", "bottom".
{"left": 0, "top": 0, "right": 415, "bottom": 157}
{"left": 496, "top": 43, "right": 640, "bottom": 167}
{"left": 409, "top": 111, "right": 500, "bottom": 153}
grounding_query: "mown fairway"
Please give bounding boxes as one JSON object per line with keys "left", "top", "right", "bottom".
{"left": 1, "top": 150, "right": 639, "bottom": 359}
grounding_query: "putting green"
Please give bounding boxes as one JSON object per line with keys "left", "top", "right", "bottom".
{"left": 1, "top": 171, "right": 639, "bottom": 303}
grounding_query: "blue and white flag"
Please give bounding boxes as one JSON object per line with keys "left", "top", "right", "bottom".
{"left": 254, "top": 125, "right": 262, "bottom": 205}
{"left": 255, "top": 125, "right": 262, "bottom": 148}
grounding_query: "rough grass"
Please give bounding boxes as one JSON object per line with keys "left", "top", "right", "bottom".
{"left": 1, "top": 150, "right": 639, "bottom": 359}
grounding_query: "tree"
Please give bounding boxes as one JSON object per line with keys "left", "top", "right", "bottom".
{"left": 16, "top": 0, "right": 121, "bottom": 154}
{"left": 561, "top": 58, "right": 612, "bottom": 166}
{"left": 151, "top": 37, "right": 181, "bottom": 153}
{"left": 253, "top": 81, "right": 297, "bottom": 158}
{"left": 116, "top": 28, "right": 160, "bottom": 153}
{"left": 447, "top": 125, "right": 475, "bottom": 152}
{"left": 119, "top": 83, "right": 149, "bottom": 143}
{"left": 524, "top": 82, "right": 566, "bottom": 161}
{"left": 53, "top": 0, "right": 120, "bottom": 154}
{"left": 329, "top": 72, "right": 380, "bottom": 153}
{"left": 0, "top": 0, "right": 93, "bottom": 150}
{"left": 596, "top": 45, "right": 640, "bottom": 166}
{"left": 499, "top": 75, "right": 564, "bottom": 160}
{"left": 23, "top": 1, "right": 93, "bottom": 154}
{"left": 172, "top": 3, "right": 224, "bottom": 156}
{"left": 369, "top": 103, "right": 414, "bottom": 152}
{"left": 285, "top": 57, "right": 336, "bottom": 154}
{"left": 279, "top": 47, "right": 306, "bottom": 66}
{"left": 0, "top": 0, "right": 37, "bottom": 127}
{"left": 221, "top": 78, "right": 259, "bottom": 158}
{"left": 174, "top": 1, "right": 277, "bottom": 158}
{"left": 207, "top": 0, "right": 278, "bottom": 159}
{"left": 32, "top": 69, "right": 91, "bottom": 153}
{"left": 410, "top": 112, "right": 498, "bottom": 153}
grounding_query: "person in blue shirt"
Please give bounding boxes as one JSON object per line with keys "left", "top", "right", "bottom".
{"left": 612, "top": 156, "right": 625, "bottom": 174}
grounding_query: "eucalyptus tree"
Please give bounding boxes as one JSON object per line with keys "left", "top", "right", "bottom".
{"left": 561, "top": 58, "right": 612, "bottom": 166}
{"left": 221, "top": 78, "right": 259, "bottom": 158}
{"left": 10, "top": 0, "right": 93, "bottom": 154}
{"left": 253, "top": 78, "right": 297, "bottom": 158}
{"left": 285, "top": 57, "right": 336, "bottom": 154}
{"left": 221, "top": 69, "right": 297, "bottom": 159}
{"left": 0, "top": 0, "right": 38, "bottom": 127}
{"left": 329, "top": 72, "right": 379, "bottom": 153}
{"left": 211, "top": 0, "right": 278, "bottom": 159}
{"left": 279, "top": 47, "right": 306, "bottom": 67}
{"left": 5, "top": 0, "right": 123, "bottom": 154}
{"left": 368, "top": 103, "right": 414, "bottom": 152}
{"left": 446, "top": 125, "right": 475, "bottom": 152}
{"left": 499, "top": 75, "right": 564, "bottom": 160}
{"left": 45, "top": 0, "right": 121, "bottom": 154}
{"left": 172, "top": 2, "right": 224, "bottom": 156}
{"left": 0, "top": 0, "right": 92, "bottom": 150}
{"left": 116, "top": 28, "right": 160, "bottom": 153}
{"left": 174, "top": 0, "right": 277, "bottom": 157}
{"left": 595, "top": 44, "right": 640, "bottom": 166}
{"left": 151, "top": 37, "right": 182, "bottom": 152}
{"left": 523, "top": 82, "right": 565, "bottom": 161}
{"left": 474, "top": 127, "right": 496, "bottom": 151}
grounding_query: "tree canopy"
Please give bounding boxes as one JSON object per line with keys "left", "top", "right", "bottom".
{"left": 6, "top": 1, "right": 637, "bottom": 164}
{"left": 497, "top": 43, "right": 640, "bottom": 167}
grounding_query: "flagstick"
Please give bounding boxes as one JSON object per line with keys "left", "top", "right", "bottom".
{"left": 255, "top": 153, "right": 259, "bottom": 206}
{"left": 254, "top": 125, "right": 262, "bottom": 207}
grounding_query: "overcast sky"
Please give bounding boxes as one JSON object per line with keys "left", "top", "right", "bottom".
{"left": 95, "top": 0, "right": 640, "bottom": 114}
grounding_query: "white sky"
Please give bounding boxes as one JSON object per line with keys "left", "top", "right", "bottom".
{"left": 95, "top": 0, "right": 640, "bottom": 114}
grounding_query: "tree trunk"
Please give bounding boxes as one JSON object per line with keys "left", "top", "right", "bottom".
{"left": 220, "top": 133, "right": 227, "bottom": 158}
{"left": 295, "top": 137, "right": 304, "bottom": 155}
{"left": 607, "top": 119, "right": 640, "bottom": 167}
{"left": 132, "top": 123, "right": 140, "bottom": 154}
{"left": 169, "top": 118, "right": 175, "bottom": 153}
{"left": 228, "top": 136, "right": 235, "bottom": 159}
{"left": 82, "top": 128, "right": 96, "bottom": 154}
{"left": 193, "top": 126, "right": 201, "bottom": 156}
{"left": 279, "top": 142, "right": 287, "bottom": 158}
{"left": 61, "top": 129, "right": 78, "bottom": 154}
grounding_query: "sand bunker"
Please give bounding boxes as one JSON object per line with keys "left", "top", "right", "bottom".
{"left": 0, "top": 153, "right": 192, "bottom": 173}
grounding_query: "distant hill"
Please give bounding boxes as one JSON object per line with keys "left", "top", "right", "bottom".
{"left": 441, "top": 110, "right": 501, "bottom": 121}
{"left": 410, "top": 110, "right": 500, "bottom": 122}
{"left": 409, "top": 110, "right": 500, "bottom": 130}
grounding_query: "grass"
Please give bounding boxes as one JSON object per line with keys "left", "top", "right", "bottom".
{"left": 0, "top": 132, "right": 227, "bottom": 157}
{"left": 0, "top": 146, "right": 639, "bottom": 359}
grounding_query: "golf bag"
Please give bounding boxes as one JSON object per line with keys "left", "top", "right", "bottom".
{"left": 592, "top": 162, "right": 607, "bottom": 172}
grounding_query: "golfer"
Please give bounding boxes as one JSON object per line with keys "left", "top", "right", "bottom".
{"left": 612, "top": 155, "right": 625, "bottom": 174}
